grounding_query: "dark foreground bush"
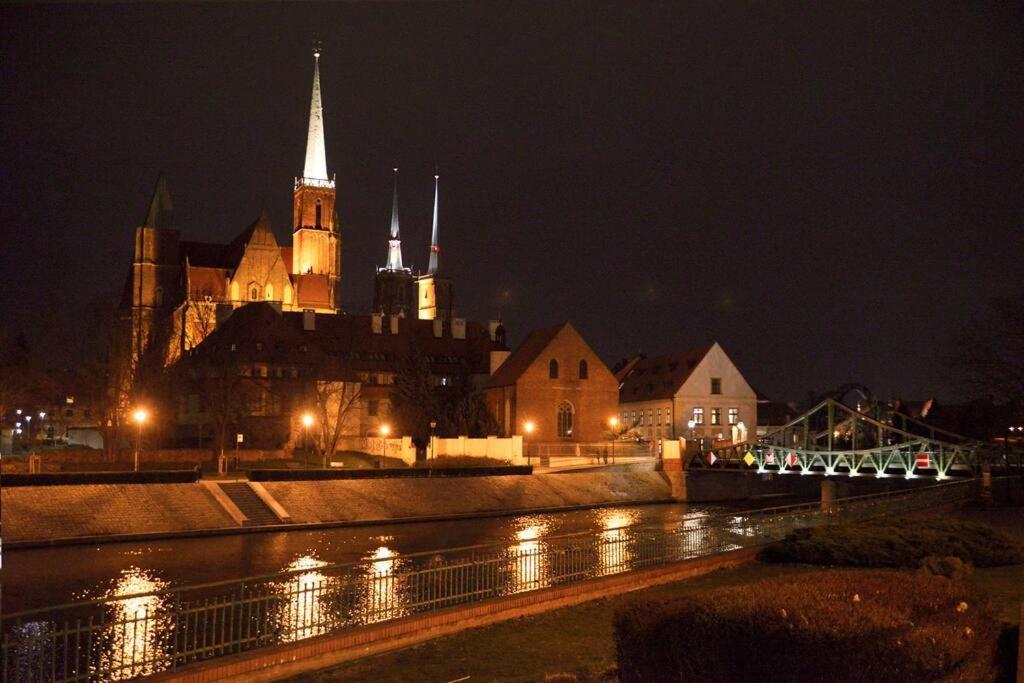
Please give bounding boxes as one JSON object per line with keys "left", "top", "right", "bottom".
{"left": 761, "top": 518, "right": 1024, "bottom": 568}
{"left": 413, "top": 455, "right": 512, "bottom": 468}
{"left": 614, "top": 570, "right": 1008, "bottom": 682}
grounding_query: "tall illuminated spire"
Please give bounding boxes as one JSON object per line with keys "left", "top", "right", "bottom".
{"left": 302, "top": 46, "right": 329, "bottom": 182}
{"left": 428, "top": 173, "right": 440, "bottom": 274}
{"left": 384, "top": 168, "right": 406, "bottom": 271}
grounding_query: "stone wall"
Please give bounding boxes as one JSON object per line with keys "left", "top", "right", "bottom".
{"left": 0, "top": 448, "right": 290, "bottom": 473}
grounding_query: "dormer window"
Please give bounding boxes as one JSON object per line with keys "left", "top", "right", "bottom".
{"left": 549, "top": 359, "right": 559, "bottom": 379}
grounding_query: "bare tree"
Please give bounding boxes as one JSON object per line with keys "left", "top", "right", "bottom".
{"left": 310, "top": 379, "right": 362, "bottom": 467}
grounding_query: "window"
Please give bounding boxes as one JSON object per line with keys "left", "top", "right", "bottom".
{"left": 557, "top": 401, "right": 574, "bottom": 438}
{"left": 711, "top": 378, "right": 722, "bottom": 395}
{"left": 657, "top": 409, "right": 662, "bottom": 426}
{"left": 728, "top": 408, "right": 739, "bottom": 425}
{"left": 549, "top": 359, "right": 559, "bottom": 379}
{"left": 368, "top": 399, "right": 379, "bottom": 417}
{"left": 315, "top": 200, "right": 322, "bottom": 228}
{"left": 711, "top": 408, "right": 721, "bottom": 425}
{"left": 255, "top": 342, "right": 263, "bottom": 351}
{"left": 250, "top": 286, "right": 259, "bottom": 301}
{"left": 693, "top": 407, "right": 705, "bottom": 425}
{"left": 579, "top": 359, "right": 588, "bottom": 379}
{"left": 647, "top": 409, "right": 653, "bottom": 427}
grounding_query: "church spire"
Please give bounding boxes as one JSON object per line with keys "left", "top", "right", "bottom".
{"left": 428, "top": 173, "right": 440, "bottom": 274}
{"left": 302, "top": 45, "right": 329, "bottom": 182}
{"left": 384, "top": 168, "right": 406, "bottom": 271}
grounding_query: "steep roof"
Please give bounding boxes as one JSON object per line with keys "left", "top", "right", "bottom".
{"left": 618, "top": 345, "right": 713, "bottom": 402}
{"left": 485, "top": 323, "right": 568, "bottom": 388}
{"left": 142, "top": 173, "right": 174, "bottom": 229}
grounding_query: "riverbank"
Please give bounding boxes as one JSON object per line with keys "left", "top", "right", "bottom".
{"left": 294, "top": 507, "right": 1024, "bottom": 683}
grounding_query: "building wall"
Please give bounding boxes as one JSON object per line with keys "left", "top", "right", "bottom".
{"left": 674, "top": 344, "right": 756, "bottom": 442}
{"left": 497, "top": 327, "right": 619, "bottom": 443}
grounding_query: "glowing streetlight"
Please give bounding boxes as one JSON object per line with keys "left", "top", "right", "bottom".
{"left": 301, "top": 413, "right": 314, "bottom": 428}
{"left": 132, "top": 408, "right": 149, "bottom": 472}
{"left": 523, "top": 421, "right": 535, "bottom": 436}
{"left": 379, "top": 424, "right": 391, "bottom": 437}
{"left": 608, "top": 416, "right": 620, "bottom": 463}
{"left": 377, "top": 424, "right": 392, "bottom": 470}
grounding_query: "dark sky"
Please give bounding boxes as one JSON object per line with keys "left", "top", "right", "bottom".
{"left": 2, "top": 2, "right": 1022, "bottom": 402}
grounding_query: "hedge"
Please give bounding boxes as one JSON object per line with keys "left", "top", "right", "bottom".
{"left": 761, "top": 518, "right": 1024, "bottom": 568}
{"left": 248, "top": 465, "right": 532, "bottom": 481}
{"left": 0, "top": 470, "right": 201, "bottom": 487}
{"left": 614, "top": 570, "right": 1011, "bottom": 682}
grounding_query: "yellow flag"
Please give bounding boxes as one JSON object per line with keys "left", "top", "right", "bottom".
{"left": 743, "top": 451, "right": 756, "bottom": 467}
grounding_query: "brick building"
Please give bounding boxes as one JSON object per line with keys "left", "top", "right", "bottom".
{"left": 485, "top": 323, "right": 619, "bottom": 443}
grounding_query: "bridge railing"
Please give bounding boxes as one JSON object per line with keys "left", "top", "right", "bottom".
{"left": 1, "top": 479, "right": 978, "bottom": 682}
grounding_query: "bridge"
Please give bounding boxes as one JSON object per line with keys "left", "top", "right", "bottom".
{"left": 686, "top": 398, "right": 1021, "bottom": 479}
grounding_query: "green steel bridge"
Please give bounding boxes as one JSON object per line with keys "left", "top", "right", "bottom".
{"left": 690, "top": 398, "right": 1022, "bottom": 479}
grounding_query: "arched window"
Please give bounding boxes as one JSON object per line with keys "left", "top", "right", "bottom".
{"left": 284, "top": 283, "right": 293, "bottom": 304}
{"left": 231, "top": 280, "right": 239, "bottom": 301}
{"left": 557, "top": 401, "right": 574, "bottom": 438}
{"left": 154, "top": 286, "right": 164, "bottom": 307}
{"left": 265, "top": 283, "right": 274, "bottom": 301}
{"left": 579, "top": 359, "right": 588, "bottom": 379}
{"left": 249, "top": 284, "right": 259, "bottom": 301}
{"left": 549, "top": 359, "right": 559, "bottom": 379}
{"left": 315, "top": 199, "right": 322, "bottom": 228}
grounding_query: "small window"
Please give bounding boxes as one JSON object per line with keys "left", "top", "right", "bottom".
{"left": 549, "top": 359, "right": 559, "bottom": 379}
{"left": 368, "top": 399, "right": 379, "bottom": 417}
{"left": 578, "top": 359, "right": 588, "bottom": 379}
{"left": 315, "top": 199, "right": 322, "bottom": 228}
{"left": 711, "top": 378, "right": 722, "bottom": 395}
{"left": 693, "top": 407, "right": 705, "bottom": 425}
{"left": 657, "top": 409, "right": 662, "bottom": 426}
{"left": 728, "top": 408, "right": 739, "bottom": 425}
{"left": 250, "top": 286, "right": 259, "bottom": 301}
{"left": 711, "top": 408, "right": 721, "bottom": 425}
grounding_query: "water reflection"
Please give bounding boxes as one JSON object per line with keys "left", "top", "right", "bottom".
{"left": 96, "top": 568, "right": 169, "bottom": 680}
{"left": 596, "top": 509, "right": 640, "bottom": 573}
{"left": 511, "top": 517, "right": 550, "bottom": 591}
{"left": 277, "top": 555, "right": 331, "bottom": 643}
{"left": 363, "top": 546, "right": 403, "bottom": 623}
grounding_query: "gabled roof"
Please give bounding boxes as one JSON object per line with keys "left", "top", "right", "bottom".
{"left": 142, "top": 173, "right": 174, "bottom": 229}
{"left": 618, "top": 345, "right": 713, "bottom": 402}
{"left": 485, "top": 323, "right": 569, "bottom": 388}
{"left": 187, "top": 265, "right": 228, "bottom": 300}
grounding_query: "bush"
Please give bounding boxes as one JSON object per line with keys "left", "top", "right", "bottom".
{"left": 413, "top": 455, "right": 512, "bottom": 468}
{"left": 761, "top": 518, "right": 1024, "bottom": 568}
{"left": 614, "top": 570, "right": 1007, "bottom": 682}
{"left": 918, "top": 555, "right": 973, "bottom": 580}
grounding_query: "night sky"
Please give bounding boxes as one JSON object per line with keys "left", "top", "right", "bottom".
{"left": 2, "top": 2, "right": 1021, "bottom": 402}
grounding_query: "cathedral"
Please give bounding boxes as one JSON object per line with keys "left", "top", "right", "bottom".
{"left": 118, "top": 49, "right": 454, "bottom": 378}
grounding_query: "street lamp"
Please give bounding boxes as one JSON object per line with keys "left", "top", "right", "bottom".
{"left": 523, "top": 421, "right": 535, "bottom": 436}
{"left": 378, "top": 424, "right": 391, "bottom": 470}
{"left": 429, "top": 419, "right": 438, "bottom": 464}
{"left": 301, "top": 412, "right": 314, "bottom": 462}
{"left": 132, "top": 408, "right": 149, "bottom": 472}
{"left": 608, "top": 416, "right": 619, "bottom": 463}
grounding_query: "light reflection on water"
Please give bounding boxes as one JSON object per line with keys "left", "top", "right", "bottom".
{"left": 277, "top": 555, "right": 330, "bottom": 642}
{"left": 95, "top": 568, "right": 170, "bottom": 680}
{"left": 364, "top": 546, "right": 403, "bottom": 624}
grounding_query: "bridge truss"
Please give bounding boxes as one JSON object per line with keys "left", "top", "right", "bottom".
{"left": 690, "top": 398, "right": 1021, "bottom": 478}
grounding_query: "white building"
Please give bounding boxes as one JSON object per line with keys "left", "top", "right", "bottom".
{"left": 617, "top": 342, "right": 757, "bottom": 445}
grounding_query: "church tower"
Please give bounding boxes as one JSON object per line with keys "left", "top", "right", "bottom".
{"left": 292, "top": 46, "right": 342, "bottom": 310}
{"left": 416, "top": 174, "right": 454, "bottom": 320}
{"left": 131, "top": 173, "right": 181, "bottom": 365}
{"left": 373, "top": 169, "right": 416, "bottom": 315}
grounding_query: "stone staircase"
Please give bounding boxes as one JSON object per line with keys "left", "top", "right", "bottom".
{"left": 218, "top": 482, "right": 282, "bottom": 526}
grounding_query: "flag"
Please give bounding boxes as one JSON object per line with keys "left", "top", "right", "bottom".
{"left": 707, "top": 452, "right": 717, "bottom": 465}
{"left": 743, "top": 451, "right": 756, "bottom": 467}
{"left": 766, "top": 452, "right": 776, "bottom": 465}
{"left": 915, "top": 452, "right": 930, "bottom": 469}
{"left": 786, "top": 452, "right": 798, "bottom": 467}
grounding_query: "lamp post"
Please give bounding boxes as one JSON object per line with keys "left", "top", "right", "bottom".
{"left": 132, "top": 408, "right": 149, "bottom": 473}
{"left": 301, "top": 412, "right": 314, "bottom": 465}
{"left": 379, "top": 423, "right": 391, "bottom": 469}
{"left": 429, "top": 419, "right": 437, "bottom": 465}
{"left": 608, "top": 416, "right": 619, "bottom": 464}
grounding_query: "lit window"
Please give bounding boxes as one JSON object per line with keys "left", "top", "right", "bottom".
{"left": 579, "top": 359, "right": 588, "bottom": 379}
{"left": 711, "top": 408, "right": 721, "bottom": 425}
{"left": 693, "top": 407, "right": 705, "bottom": 425}
{"left": 728, "top": 408, "right": 739, "bottom": 425}
{"left": 557, "top": 401, "right": 574, "bottom": 438}
{"left": 657, "top": 409, "right": 662, "bottom": 426}
{"left": 549, "top": 359, "right": 559, "bottom": 379}
{"left": 711, "top": 378, "right": 722, "bottom": 395}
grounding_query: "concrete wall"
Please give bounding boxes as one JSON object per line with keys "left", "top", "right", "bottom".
{"left": 337, "top": 435, "right": 526, "bottom": 466}
{"left": 261, "top": 471, "right": 672, "bottom": 524}
{"left": 0, "top": 448, "right": 290, "bottom": 473}
{"left": 1, "top": 483, "right": 235, "bottom": 544}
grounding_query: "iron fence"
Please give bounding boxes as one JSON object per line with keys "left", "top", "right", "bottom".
{"left": 1, "top": 478, "right": 978, "bottom": 682}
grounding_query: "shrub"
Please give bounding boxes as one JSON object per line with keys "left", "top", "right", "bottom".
{"left": 761, "top": 518, "right": 1024, "bottom": 568}
{"left": 918, "top": 555, "right": 973, "bottom": 580}
{"left": 413, "top": 455, "right": 512, "bottom": 468}
{"left": 614, "top": 570, "right": 1007, "bottom": 682}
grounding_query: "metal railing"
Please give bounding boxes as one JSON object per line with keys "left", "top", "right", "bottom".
{"left": 1, "top": 479, "right": 977, "bottom": 682}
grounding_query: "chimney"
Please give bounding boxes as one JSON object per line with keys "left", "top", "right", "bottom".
{"left": 302, "top": 309, "right": 315, "bottom": 331}
{"left": 489, "top": 350, "right": 511, "bottom": 375}
{"left": 389, "top": 314, "right": 400, "bottom": 335}
{"left": 371, "top": 313, "right": 383, "bottom": 334}
{"left": 452, "top": 318, "right": 466, "bottom": 340}
{"left": 432, "top": 318, "right": 443, "bottom": 338}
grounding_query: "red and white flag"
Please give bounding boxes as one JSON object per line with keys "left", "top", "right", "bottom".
{"left": 915, "top": 452, "right": 930, "bottom": 469}
{"left": 785, "top": 452, "right": 798, "bottom": 467}
{"left": 706, "top": 452, "right": 717, "bottom": 465}
{"left": 766, "top": 452, "right": 776, "bottom": 465}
